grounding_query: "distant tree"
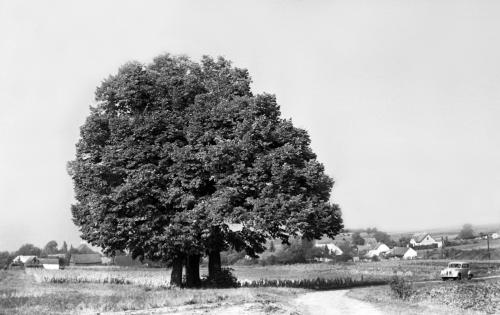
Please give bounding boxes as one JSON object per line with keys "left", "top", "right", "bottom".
{"left": 458, "top": 224, "right": 475, "bottom": 240}
{"left": 398, "top": 236, "right": 411, "bottom": 247}
{"left": 15, "top": 244, "right": 42, "bottom": 256}
{"left": 68, "top": 54, "right": 343, "bottom": 287}
{"left": 366, "top": 227, "right": 378, "bottom": 234}
{"left": 60, "top": 241, "right": 68, "bottom": 254}
{"left": 336, "top": 240, "right": 355, "bottom": 261}
{"left": 352, "top": 232, "right": 365, "bottom": 245}
{"left": 0, "top": 251, "right": 13, "bottom": 268}
{"left": 42, "top": 241, "right": 58, "bottom": 257}
{"left": 373, "top": 230, "right": 395, "bottom": 246}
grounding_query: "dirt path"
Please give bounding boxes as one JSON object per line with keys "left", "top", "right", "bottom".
{"left": 295, "top": 289, "right": 382, "bottom": 315}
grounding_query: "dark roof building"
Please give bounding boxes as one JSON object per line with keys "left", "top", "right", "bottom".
{"left": 70, "top": 254, "right": 102, "bottom": 265}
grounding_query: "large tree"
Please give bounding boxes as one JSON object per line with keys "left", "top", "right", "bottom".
{"left": 16, "top": 244, "right": 42, "bottom": 257}
{"left": 68, "top": 54, "right": 343, "bottom": 287}
{"left": 42, "top": 240, "right": 58, "bottom": 257}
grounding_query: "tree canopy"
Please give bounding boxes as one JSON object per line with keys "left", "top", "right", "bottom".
{"left": 458, "top": 224, "right": 475, "bottom": 240}
{"left": 68, "top": 54, "right": 343, "bottom": 286}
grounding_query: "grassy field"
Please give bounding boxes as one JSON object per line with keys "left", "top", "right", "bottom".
{"left": 348, "top": 278, "right": 500, "bottom": 314}
{"left": 3, "top": 260, "right": 500, "bottom": 314}
{"left": 0, "top": 269, "right": 303, "bottom": 314}
{"left": 233, "top": 260, "right": 500, "bottom": 282}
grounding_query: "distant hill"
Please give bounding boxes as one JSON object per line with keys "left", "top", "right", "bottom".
{"left": 388, "top": 223, "right": 500, "bottom": 241}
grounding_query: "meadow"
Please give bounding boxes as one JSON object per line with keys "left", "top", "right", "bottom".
{"left": 349, "top": 278, "right": 500, "bottom": 314}
{"left": 3, "top": 260, "right": 500, "bottom": 314}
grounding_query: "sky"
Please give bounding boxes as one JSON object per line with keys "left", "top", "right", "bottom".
{"left": 1, "top": 0, "right": 500, "bottom": 251}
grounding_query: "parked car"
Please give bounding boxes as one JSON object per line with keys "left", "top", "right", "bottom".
{"left": 440, "top": 261, "right": 473, "bottom": 280}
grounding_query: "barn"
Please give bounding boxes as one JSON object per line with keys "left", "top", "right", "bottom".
{"left": 70, "top": 254, "right": 102, "bottom": 266}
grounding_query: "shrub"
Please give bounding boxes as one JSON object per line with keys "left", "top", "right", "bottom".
{"left": 202, "top": 268, "right": 239, "bottom": 288}
{"left": 389, "top": 276, "right": 413, "bottom": 300}
{"left": 241, "top": 277, "right": 387, "bottom": 290}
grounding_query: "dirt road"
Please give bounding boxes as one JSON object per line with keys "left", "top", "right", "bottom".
{"left": 295, "top": 289, "right": 382, "bottom": 315}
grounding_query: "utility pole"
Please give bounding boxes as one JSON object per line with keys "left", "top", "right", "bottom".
{"left": 487, "top": 233, "right": 491, "bottom": 261}
{"left": 441, "top": 236, "right": 444, "bottom": 259}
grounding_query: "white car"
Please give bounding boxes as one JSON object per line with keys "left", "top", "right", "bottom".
{"left": 440, "top": 261, "right": 473, "bottom": 281}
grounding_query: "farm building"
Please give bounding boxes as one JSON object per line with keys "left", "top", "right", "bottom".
{"left": 387, "top": 247, "right": 417, "bottom": 260}
{"left": 365, "top": 243, "right": 391, "bottom": 258}
{"left": 314, "top": 242, "right": 343, "bottom": 256}
{"left": 39, "top": 258, "right": 60, "bottom": 270}
{"left": 11, "top": 255, "right": 41, "bottom": 267}
{"left": 70, "top": 254, "right": 102, "bottom": 266}
{"left": 410, "top": 233, "right": 442, "bottom": 248}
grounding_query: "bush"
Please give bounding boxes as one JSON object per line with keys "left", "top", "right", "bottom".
{"left": 241, "top": 277, "right": 387, "bottom": 290}
{"left": 389, "top": 276, "right": 413, "bottom": 300}
{"left": 202, "top": 268, "right": 239, "bottom": 288}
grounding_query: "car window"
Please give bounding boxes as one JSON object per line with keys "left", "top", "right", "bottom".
{"left": 462, "top": 264, "right": 469, "bottom": 268}
{"left": 449, "top": 263, "right": 460, "bottom": 268}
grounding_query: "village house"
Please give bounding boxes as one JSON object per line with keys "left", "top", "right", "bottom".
{"left": 69, "top": 253, "right": 102, "bottom": 266}
{"left": 11, "top": 255, "right": 41, "bottom": 268}
{"left": 387, "top": 247, "right": 418, "bottom": 260}
{"left": 314, "top": 242, "right": 343, "bottom": 256}
{"left": 491, "top": 233, "right": 499, "bottom": 240}
{"left": 409, "top": 233, "right": 442, "bottom": 248}
{"left": 39, "top": 258, "right": 60, "bottom": 270}
{"left": 365, "top": 243, "right": 391, "bottom": 258}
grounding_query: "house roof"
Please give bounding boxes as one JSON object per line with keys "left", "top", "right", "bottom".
{"left": 70, "top": 254, "right": 101, "bottom": 264}
{"left": 389, "top": 247, "right": 409, "bottom": 257}
{"left": 48, "top": 254, "right": 66, "bottom": 258}
{"left": 39, "top": 258, "right": 59, "bottom": 265}
{"left": 13, "top": 256, "right": 38, "bottom": 264}
{"left": 412, "top": 233, "right": 430, "bottom": 243}
{"left": 376, "top": 243, "right": 390, "bottom": 250}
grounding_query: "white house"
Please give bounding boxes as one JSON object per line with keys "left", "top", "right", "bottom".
{"left": 315, "top": 243, "right": 343, "bottom": 256}
{"left": 409, "top": 233, "right": 442, "bottom": 248}
{"left": 39, "top": 258, "right": 60, "bottom": 270}
{"left": 491, "top": 233, "right": 499, "bottom": 240}
{"left": 365, "top": 243, "right": 391, "bottom": 258}
{"left": 388, "top": 247, "right": 417, "bottom": 260}
{"left": 12, "top": 255, "right": 40, "bottom": 267}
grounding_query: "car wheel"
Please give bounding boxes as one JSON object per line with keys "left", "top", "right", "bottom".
{"left": 457, "top": 273, "right": 462, "bottom": 280}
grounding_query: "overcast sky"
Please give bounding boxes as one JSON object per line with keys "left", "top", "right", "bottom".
{"left": 1, "top": 0, "right": 500, "bottom": 251}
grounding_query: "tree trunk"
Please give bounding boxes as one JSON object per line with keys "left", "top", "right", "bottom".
{"left": 208, "top": 250, "right": 222, "bottom": 279}
{"left": 185, "top": 254, "right": 201, "bottom": 287}
{"left": 170, "top": 256, "right": 183, "bottom": 287}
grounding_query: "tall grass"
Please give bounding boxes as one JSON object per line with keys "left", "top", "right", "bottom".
{"left": 26, "top": 268, "right": 171, "bottom": 288}
{"left": 241, "top": 277, "right": 387, "bottom": 290}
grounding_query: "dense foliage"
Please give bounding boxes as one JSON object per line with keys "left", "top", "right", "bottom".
{"left": 68, "top": 54, "right": 343, "bottom": 286}
{"left": 457, "top": 223, "right": 475, "bottom": 240}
